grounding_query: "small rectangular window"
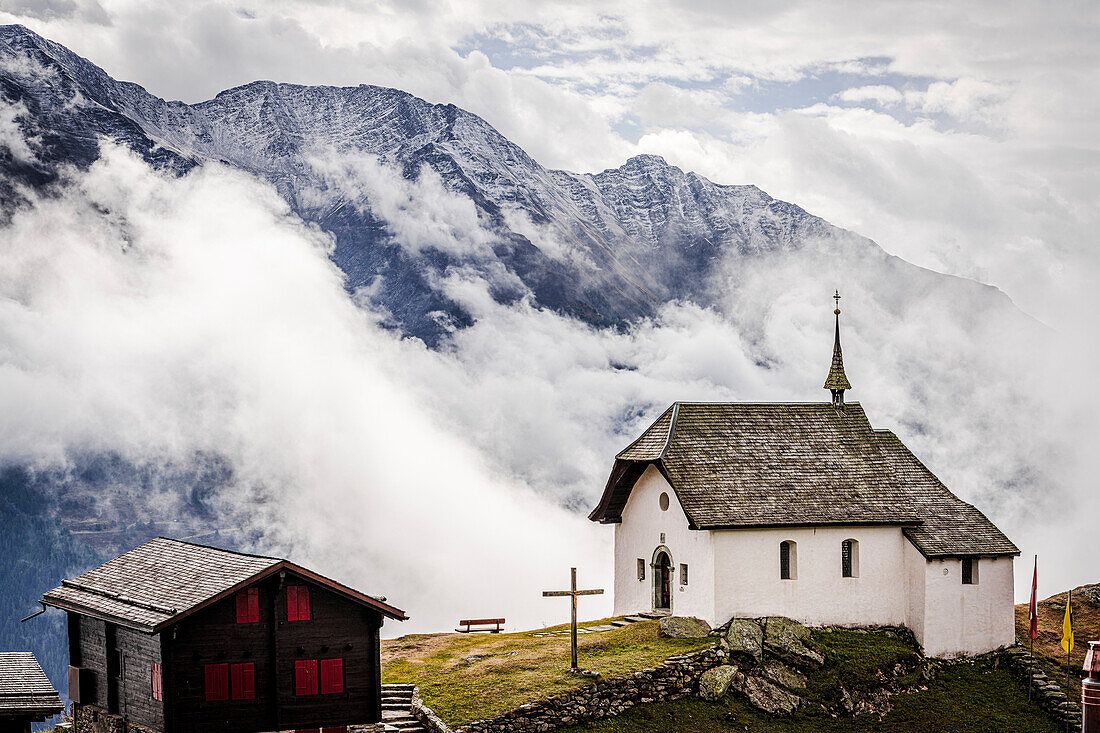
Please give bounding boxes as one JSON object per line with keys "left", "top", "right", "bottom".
{"left": 231, "top": 662, "right": 255, "bottom": 700}
{"left": 151, "top": 662, "right": 162, "bottom": 701}
{"left": 679, "top": 563, "right": 688, "bottom": 585}
{"left": 962, "top": 558, "right": 978, "bottom": 585}
{"left": 295, "top": 659, "right": 318, "bottom": 696}
{"left": 319, "top": 658, "right": 344, "bottom": 694}
{"left": 842, "top": 541, "right": 853, "bottom": 578}
{"left": 287, "top": 585, "right": 311, "bottom": 621}
{"left": 236, "top": 588, "right": 260, "bottom": 623}
{"left": 780, "top": 542, "right": 791, "bottom": 580}
{"left": 637, "top": 559, "right": 645, "bottom": 581}
{"left": 204, "top": 663, "right": 229, "bottom": 702}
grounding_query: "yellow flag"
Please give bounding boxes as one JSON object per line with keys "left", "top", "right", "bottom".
{"left": 1061, "top": 590, "right": 1074, "bottom": 654}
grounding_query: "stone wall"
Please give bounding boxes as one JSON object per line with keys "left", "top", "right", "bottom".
{"left": 412, "top": 687, "right": 456, "bottom": 733}
{"left": 457, "top": 646, "right": 725, "bottom": 733}
{"left": 1001, "top": 647, "right": 1082, "bottom": 732}
{"left": 71, "top": 703, "right": 387, "bottom": 733}
{"left": 72, "top": 704, "right": 160, "bottom": 733}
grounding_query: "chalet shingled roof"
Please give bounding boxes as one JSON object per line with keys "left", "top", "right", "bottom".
{"left": 0, "top": 652, "right": 63, "bottom": 718}
{"left": 42, "top": 537, "right": 407, "bottom": 632}
{"left": 590, "top": 402, "right": 1018, "bottom": 557}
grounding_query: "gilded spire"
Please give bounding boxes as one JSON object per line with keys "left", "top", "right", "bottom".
{"left": 824, "top": 290, "right": 851, "bottom": 406}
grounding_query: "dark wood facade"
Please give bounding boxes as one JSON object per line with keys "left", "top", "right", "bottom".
{"left": 45, "top": 539, "right": 404, "bottom": 733}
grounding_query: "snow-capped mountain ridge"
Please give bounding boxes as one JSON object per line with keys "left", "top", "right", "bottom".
{"left": 0, "top": 23, "right": 1008, "bottom": 342}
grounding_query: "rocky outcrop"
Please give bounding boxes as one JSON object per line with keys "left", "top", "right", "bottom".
{"left": 741, "top": 675, "right": 800, "bottom": 716}
{"left": 658, "top": 616, "right": 711, "bottom": 638}
{"left": 698, "top": 665, "right": 740, "bottom": 701}
{"left": 763, "top": 617, "right": 824, "bottom": 670}
{"left": 702, "top": 617, "right": 821, "bottom": 715}
{"left": 458, "top": 646, "right": 725, "bottom": 733}
{"left": 725, "top": 618, "right": 764, "bottom": 661}
{"left": 762, "top": 659, "right": 807, "bottom": 690}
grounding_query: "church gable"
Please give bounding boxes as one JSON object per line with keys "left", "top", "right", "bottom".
{"left": 591, "top": 402, "right": 1018, "bottom": 558}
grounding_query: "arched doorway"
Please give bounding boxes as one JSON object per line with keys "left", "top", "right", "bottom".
{"left": 653, "top": 549, "right": 672, "bottom": 612}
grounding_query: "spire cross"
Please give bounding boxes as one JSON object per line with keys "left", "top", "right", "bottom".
{"left": 542, "top": 568, "right": 604, "bottom": 672}
{"left": 833, "top": 289, "right": 841, "bottom": 314}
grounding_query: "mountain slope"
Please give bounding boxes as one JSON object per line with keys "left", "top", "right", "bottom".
{"left": 0, "top": 23, "right": 1012, "bottom": 344}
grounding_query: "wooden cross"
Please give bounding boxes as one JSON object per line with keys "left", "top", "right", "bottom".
{"left": 542, "top": 568, "right": 604, "bottom": 672}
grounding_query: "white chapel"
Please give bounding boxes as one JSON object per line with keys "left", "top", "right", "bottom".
{"left": 589, "top": 299, "right": 1019, "bottom": 658}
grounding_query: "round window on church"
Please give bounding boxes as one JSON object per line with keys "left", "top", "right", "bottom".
{"left": 659, "top": 492, "right": 670, "bottom": 511}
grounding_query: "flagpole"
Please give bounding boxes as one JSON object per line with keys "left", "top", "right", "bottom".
{"left": 1067, "top": 589, "right": 1072, "bottom": 733}
{"left": 1029, "top": 555, "right": 1038, "bottom": 701}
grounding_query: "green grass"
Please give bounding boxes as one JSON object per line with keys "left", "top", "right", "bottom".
{"left": 803, "top": 628, "right": 923, "bottom": 704}
{"left": 380, "top": 618, "right": 714, "bottom": 725}
{"left": 557, "top": 657, "right": 1060, "bottom": 733}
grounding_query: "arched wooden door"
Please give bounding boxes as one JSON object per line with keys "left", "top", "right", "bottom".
{"left": 654, "top": 551, "right": 672, "bottom": 611}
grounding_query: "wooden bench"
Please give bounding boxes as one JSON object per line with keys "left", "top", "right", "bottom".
{"left": 456, "top": 618, "right": 505, "bottom": 634}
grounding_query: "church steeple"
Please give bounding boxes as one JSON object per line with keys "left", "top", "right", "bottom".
{"left": 824, "top": 290, "right": 852, "bottom": 407}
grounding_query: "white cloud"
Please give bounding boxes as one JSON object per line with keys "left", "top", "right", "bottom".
{"left": 0, "top": 98, "right": 36, "bottom": 163}
{"left": 834, "top": 85, "right": 904, "bottom": 105}
{"left": 1, "top": 0, "right": 1098, "bottom": 610}
{"left": 0, "top": 145, "right": 609, "bottom": 632}
{"left": 304, "top": 151, "right": 497, "bottom": 259}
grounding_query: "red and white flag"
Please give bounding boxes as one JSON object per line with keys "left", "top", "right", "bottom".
{"left": 1028, "top": 555, "right": 1039, "bottom": 641}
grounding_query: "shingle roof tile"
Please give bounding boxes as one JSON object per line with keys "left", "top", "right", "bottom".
{"left": 0, "top": 652, "right": 63, "bottom": 716}
{"left": 42, "top": 537, "right": 407, "bottom": 631}
{"left": 592, "top": 402, "right": 1017, "bottom": 557}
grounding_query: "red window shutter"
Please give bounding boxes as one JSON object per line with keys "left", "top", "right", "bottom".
{"left": 236, "top": 591, "right": 248, "bottom": 622}
{"left": 205, "top": 663, "right": 229, "bottom": 702}
{"left": 297, "top": 586, "right": 311, "bottom": 621}
{"left": 204, "top": 664, "right": 216, "bottom": 701}
{"left": 237, "top": 588, "right": 260, "bottom": 623}
{"left": 319, "top": 658, "right": 343, "bottom": 694}
{"left": 231, "top": 663, "right": 255, "bottom": 700}
{"left": 151, "top": 662, "right": 162, "bottom": 701}
{"left": 295, "top": 660, "right": 318, "bottom": 696}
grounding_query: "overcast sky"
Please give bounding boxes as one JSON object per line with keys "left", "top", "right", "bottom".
{"left": 2, "top": 0, "right": 1097, "bottom": 323}
{"left": 2, "top": 1, "right": 1098, "bottom": 620}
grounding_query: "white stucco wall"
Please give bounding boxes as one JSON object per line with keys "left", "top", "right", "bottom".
{"left": 918, "top": 555, "right": 1016, "bottom": 657}
{"left": 904, "top": 541, "right": 927, "bottom": 645}
{"left": 612, "top": 466, "right": 714, "bottom": 621}
{"left": 710, "top": 525, "right": 911, "bottom": 628}
{"left": 609, "top": 467, "right": 1016, "bottom": 656}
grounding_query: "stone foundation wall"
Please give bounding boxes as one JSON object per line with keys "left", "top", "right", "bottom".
{"left": 72, "top": 705, "right": 160, "bottom": 733}
{"left": 457, "top": 646, "right": 725, "bottom": 733}
{"left": 72, "top": 703, "right": 387, "bottom": 733}
{"left": 1002, "top": 647, "right": 1082, "bottom": 732}
{"left": 412, "top": 688, "right": 456, "bottom": 733}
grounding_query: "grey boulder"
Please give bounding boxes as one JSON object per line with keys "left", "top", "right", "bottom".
{"left": 698, "top": 664, "right": 740, "bottom": 701}
{"left": 658, "top": 616, "right": 711, "bottom": 638}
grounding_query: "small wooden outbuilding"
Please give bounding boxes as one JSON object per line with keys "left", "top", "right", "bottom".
{"left": 41, "top": 537, "right": 405, "bottom": 733}
{"left": 0, "top": 652, "right": 64, "bottom": 733}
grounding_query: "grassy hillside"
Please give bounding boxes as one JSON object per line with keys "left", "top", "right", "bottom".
{"left": 383, "top": 620, "right": 1060, "bottom": 733}
{"left": 1015, "top": 582, "right": 1099, "bottom": 697}
{"left": 554, "top": 658, "right": 1057, "bottom": 733}
{"left": 380, "top": 618, "right": 713, "bottom": 725}
{"left": 557, "top": 631, "right": 1058, "bottom": 733}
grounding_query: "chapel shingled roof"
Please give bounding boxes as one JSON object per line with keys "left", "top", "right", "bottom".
{"left": 590, "top": 402, "right": 1018, "bottom": 558}
{"left": 0, "top": 652, "right": 63, "bottom": 718}
{"left": 42, "top": 537, "right": 407, "bottom": 632}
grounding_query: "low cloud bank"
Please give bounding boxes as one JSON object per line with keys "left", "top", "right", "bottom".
{"left": 0, "top": 144, "right": 1094, "bottom": 637}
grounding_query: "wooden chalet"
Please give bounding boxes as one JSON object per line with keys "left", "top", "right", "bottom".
{"left": 41, "top": 537, "right": 406, "bottom": 733}
{"left": 0, "top": 652, "right": 64, "bottom": 733}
